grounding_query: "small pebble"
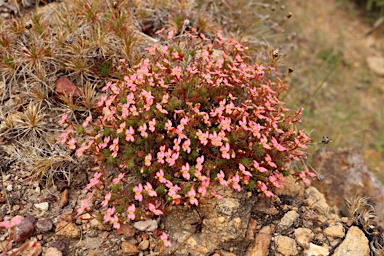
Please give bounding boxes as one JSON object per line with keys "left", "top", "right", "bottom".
{"left": 6, "top": 185, "right": 12, "bottom": 191}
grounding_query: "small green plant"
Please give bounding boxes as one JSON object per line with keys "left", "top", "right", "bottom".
{"left": 58, "top": 29, "right": 314, "bottom": 248}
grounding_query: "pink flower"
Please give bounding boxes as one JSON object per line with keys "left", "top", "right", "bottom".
{"left": 109, "top": 137, "right": 119, "bottom": 158}
{"left": 144, "top": 153, "right": 152, "bottom": 167}
{"left": 0, "top": 216, "right": 22, "bottom": 229}
{"left": 260, "top": 135, "right": 271, "bottom": 149}
{"left": 113, "top": 173, "right": 125, "bottom": 184}
{"left": 220, "top": 143, "right": 230, "bottom": 159}
{"left": 58, "top": 113, "right": 68, "bottom": 125}
{"left": 148, "top": 203, "right": 163, "bottom": 215}
{"left": 259, "top": 182, "right": 274, "bottom": 197}
{"left": 125, "top": 127, "right": 135, "bottom": 142}
{"left": 101, "top": 192, "right": 111, "bottom": 207}
{"left": 166, "top": 152, "right": 179, "bottom": 166}
{"left": 217, "top": 170, "right": 228, "bottom": 186}
{"left": 271, "top": 137, "right": 287, "bottom": 152}
{"left": 86, "top": 172, "right": 102, "bottom": 189}
{"left": 173, "top": 137, "right": 181, "bottom": 151}
{"left": 134, "top": 184, "right": 143, "bottom": 201}
{"left": 171, "top": 66, "right": 182, "bottom": 79}
{"left": 265, "top": 154, "right": 277, "bottom": 168}
{"left": 195, "top": 155, "right": 204, "bottom": 171}
{"left": 116, "top": 122, "right": 126, "bottom": 134}
{"left": 253, "top": 160, "right": 268, "bottom": 173}
{"left": 239, "top": 163, "right": 252, "bottom": 177}
{"left": 149, "top": 118, "right": 156, "bottom": 132}
{"left": 68, "top": 138, "right": 76, "bottom": 150}
{"left": 104, "top": 207, "right": 115, "bottom": 222}
{"left": 232, "top": 174, "right": 241, "bottom": 192}
{"left": 82, "top": 115, "right": 92, "bottom": 127}
{"left": 160, "top": 232, "right": 172, "bottom": 247}
{"left": 198, "top": 178, "right": 210, "bottom": 197}
{"left": 299, "top": 171, "right": 311, "bottom": 185}
{"left": 127, "top": 204, "right": 136, "bottom": 220}
{"left": 182, "top": 139, "right": 191, "bottom": 154}
{"left": 77, "top": 194, "right": 93, "bottom": 215}
{"left": 156, "top": 169, "right": 167, "bottom": 183}
{"left": 138, "top": 123, "right": 148, "bottom": 138}
{"left": 188, "top": 188, "right": 198, "bottom": 206}
{"left": 196, "top": 129, "right": 209, "bottom": 145}
{"left": 181, "top": 163, "right": 190, "bottom": 180}
{"left": 144, "top": 182, "right": 157, "bottom": 197}
{"left": 211, "top": 189, "right": 224, "bottom": 200}
{"left": 219, "top": 117, "right": 232, "bottom": 132}
{"left": 110, "top": 215, "right": 120, "bottom": 229}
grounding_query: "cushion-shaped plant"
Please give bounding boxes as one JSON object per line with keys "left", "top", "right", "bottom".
{"left": 59, "top": 28, "right": 314, "bottom": 247}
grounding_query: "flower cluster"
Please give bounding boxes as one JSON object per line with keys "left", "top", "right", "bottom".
{"left": 58, "top": 29, "right": 314, "bottom": 248}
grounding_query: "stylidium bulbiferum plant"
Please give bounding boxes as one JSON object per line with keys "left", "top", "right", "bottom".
{"left": 58, "top": 28, "right": 314, "bottom": 248}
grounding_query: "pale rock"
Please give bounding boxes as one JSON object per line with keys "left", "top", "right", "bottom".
{"left": 246, "top": 225, "right": 274, "bottom": 256}
{"left": 323, "top": 224, "right": 345, "bottom": 239}
{"left": 304, "top": 187, "right": 330, "bottom": 215}
{"left": 121, "top": 241, "right": 139, "bottom": 255}
{"left": 273, "top": 175, "right": 305, "bottom": 197}
{"left": 333, "top": 226, "right": 369, "bottom": 256}
{"left": 34, "top": 202, "right": 49, "bottom": 211}
{"left": 133, "top": 220, "right": 157, "bottom": 232}
{"left": 278, "top": 211, "right": 299, "bottom": 231}
{"left": 55, "top": 221, "right": 81, "bottom": 239}
{"left": 6, "top": 184, "right": 12, "bottom": 192}
{"left": 304, "top": 243, "right": 329, "bottom": 256}
{"left": 45, "top": 247, "right": 63, "bottom": 256}
{"left": 275, "top": 235, "right": 298, "bottom": 256}
{"left": 366, "top": 56, "right": 384, "bottom": 76}
{"left": 294, "top": 228, "right": 313, "bottom": 249}
{"left": 138, "top": 239, "right": 149, "bottom": 250}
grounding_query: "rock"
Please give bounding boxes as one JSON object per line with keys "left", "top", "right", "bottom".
{"left": 304, "top": 243, "right": 330, "bottom": 256}
{"left": 59, "top": 189, "right": 69, "bottom": 208}
{"left": 35, "top": 218, "right": 53, "bottom": 233}
{"left": 14, "top": 217, "right": 36, "bottom": 242}
{"left": 252, "top": 196, "right": 279, "bottom": 215}
{"left": 50, "top": 239, "right": 67, "bottom": 252}
{"left": 45, "top": 247, "right": 63, "bottom": 256}
{"left": 294, "top": 228, "right": 314, "bottom": 249}
{"left": 323, "top": 224, "right": 345, "bottom": 239}
{"left": 332, "top": 226, "right": 369, "bottom": 256}
{"left": 366, "top": 56, "right": 384, "bottom": 76}
{"left": 138, "top": 239, "right": 149, "bottom": 250}
{"left": 133, "top": 220, "right": 158, "bottom": 232}
{"left": 278, "top": 210, "right": 299, "bottom": 231}
{"left": 273, "top": 175, "right": 305, "bottom": 197}
{"left": 121, "top": 241, "right": 139, "bottom": 255}
{"left": 312, "top": 148, "right": 384, "bottom": 226}
{"left": 34, "top": 202, "right": 49, "bottom": 211}
{"left": 162, "top": 187, "right": 255, "bottom": 256}
{"left": 55, "top": 77, "right": 82, "bottom": 102}
{"left": 55, "top": 221, "right": 81, "bottom": 239}
{"left": 274, "top": 235, "right": 298, "bottom": 255}
{"left": 6, "top": 184, "right": 12, "bottom": 191}
{"left": 304, "top": 187, "right": 330, "bottom": 215}
{"left": 246, "top": 225, "right": 274, "bottom": 256}
{"left": 115, "top": 224, "right": 135, "bottom": 238}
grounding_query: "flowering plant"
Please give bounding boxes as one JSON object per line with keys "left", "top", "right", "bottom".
{"left": 58, "top": 29, "right": 313, "bottom": 248}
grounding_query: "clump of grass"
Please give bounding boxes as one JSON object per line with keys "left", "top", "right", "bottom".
{"left": 346, "top": 194, "right": 376, "bottom": 230}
